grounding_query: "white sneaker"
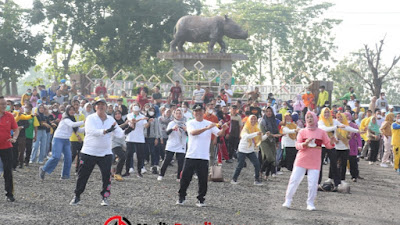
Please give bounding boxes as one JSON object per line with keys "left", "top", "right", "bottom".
{"left": 307, "top": 205, "right": 316, "bottom": 211}
{"left": 276, "top": 171, "right": 283, "bottom": 175}
{"left": 195, "top": 201, "right": 206, "bottom": 207}
{"left": 141, "top": 167, "right": 147, "bottom": 174}
{"left": 193, "top": 174, "right": 198, "bottom": 179}
{"left": 346, "top": 171, "right": 350, "bottom": 175}
{"left": 129, "top": 168, "right": 134, "bottom": 173}
{"left": 380, "top": 163, "right": 388, "bottom": 168}
{"left": 157, "top": 176, "right": 163, "bottom": 181}
{"left": 100, "top": 198, "right": 109, "bottom": 206}
{"left": 271, "top": 174, "right": 277, "bottom": 178}
{"left": 282, "top": 202, "right": 291, "bottom": 209}
{"left": 176, "top": 199, "right": 185, "bottom": 206}
{"left": 369, "top": 162, "right": 374, "bottom": 165}
{"left": 230, "top": 180, "right": 238, "bottom": 185}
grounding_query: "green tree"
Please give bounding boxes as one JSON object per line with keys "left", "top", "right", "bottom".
{"left": 0, "top": 0, "right": 44, "bottom": 95}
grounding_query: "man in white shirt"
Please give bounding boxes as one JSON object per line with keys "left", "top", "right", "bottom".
{"left": 177, "top": 104, "right": 228, "bottom": 207}
{"left": 192, "top": 83, "right": 205, "bottom": 106}
{"left": 70, "top": 99, "right": 124, "bottom": 207}
{"left": 224, "top": 83, "right": 233, "bottom": 105}
{"left": 347, "top": 94, "right": 356, "bottom": 110}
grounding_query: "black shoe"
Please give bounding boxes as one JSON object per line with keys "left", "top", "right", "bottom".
{"left": 122, "top": 172, "right": 130, "bottom": 177}
{"left": 69, "top": 196, "right": 80, "bottom": 205}
{"left": 6, "top": 195, "right": 15, "bottom": 202}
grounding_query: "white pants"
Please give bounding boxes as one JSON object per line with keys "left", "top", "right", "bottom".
{"left": 284, "top": 166, "right": 319, "bottom": 207}
{"left": 382, "top": 136, "right": 392, "bottom": 163}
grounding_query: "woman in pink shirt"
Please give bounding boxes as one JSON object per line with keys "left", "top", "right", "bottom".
{"left": 282, "top": 111, "right": 335, "bottom": 211}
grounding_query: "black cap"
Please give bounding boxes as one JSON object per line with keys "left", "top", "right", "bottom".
{"left": 192, "top": 104, "right": 204, "bottom": 111}
{"left": 94, "top": 98, "right": 107, "bottom": 105}
{"left": 14, "top": 102, "right": 21, "bottom": 107}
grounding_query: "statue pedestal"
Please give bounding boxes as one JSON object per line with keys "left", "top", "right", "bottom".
{"left": 157, "top": 52, "right": 248, "bottom": 87}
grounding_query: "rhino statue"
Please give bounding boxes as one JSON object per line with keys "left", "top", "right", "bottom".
{"left": 170, "top": 15, "right": 248, "bottom": 53}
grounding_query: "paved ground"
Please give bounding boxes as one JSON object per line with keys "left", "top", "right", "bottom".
{"left": 0, "top": 158, "right": 399, "bottom": 225}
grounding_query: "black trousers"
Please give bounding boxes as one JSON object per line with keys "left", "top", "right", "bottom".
{"left": 0, "top": 148, "right": 14, "bottom": 197}
{"left": 160, "top": 150, "right": 185, "bottom": 179}
{"left": 319, "top": 148, "right": 340, "bottom": 186}
{"left": 369, "top": 140, "right": 380, "bottom": 162}
{"left": 125, "top": 142, "right": 145, "bottom": 175}
{"left": 348, "top": 155, "right": 359, "bottom": 179}
{"left": 112, "top": 146, "right": 126, "bottom": 175}
{"left": 178, "top": 158, "right": 209, "bottom": 202}
{"left": 285, "top": 147, "right": 298, "bottom": 171}
{"left": 158, "top": 138, "right": 168, "bottom": 160}
{"left": 74, "top": 153, "right": 112, "bottom": 198}
{"left": 336, "top": 150, "right": 349, "bottom": 181}
{"left": 71, "top": 141, "right": 83, "bottom": 172}
{"left": 228, "top": 136, "right": 240, "bottom": 159}
{"left": 25, "top": 138, "right": 33, "bottom": 164}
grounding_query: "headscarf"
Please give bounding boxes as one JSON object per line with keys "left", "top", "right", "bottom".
{"left": 83, "top": 103, "right": 94, "bottom": 117}
{"left": 62, "top": 105, "right": 78, "bottom": 133}
{"left": 305, "top": 111, "right": 318, "bottom": 131}
{"left": 146, "top": 107, "right": 156, "bottom": 137}
{"left": 159, "top": 108, "right": 173, "bottom": 125}
{"left": 113, "top": 110, "right": 125, "bottom": 125}
{"left": 281, "top": 112, "right": 297, "bottom": 140}
{"left": 356, "top": 111, "right": 365, "bottom": 125}
{"left": 320, "top": 107, "right": 333, "bottom": 127}
{"left": 261, "top": 106, "right": 279, "bottom": 134}
{"left": 173, "top": 108, "right": 186, "bottom": 146}
{"left": 344, "top": 112, "right": 353, "bottom": 122}
{"left": 242, "top": 115, "right": 261, "bottom": 147}
{"left": 385, "top": 113, "right": 395, "bottom": 123}
{"left": 336, "top": 112, "right": 349, "bottom": 141}
{"left": 368, "top": 116, "right": 381, "bottom": 135}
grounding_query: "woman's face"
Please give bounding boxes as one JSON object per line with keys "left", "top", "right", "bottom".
{"left": 166, "top": 110, "right": 172, "bottom": 118}
{"left": 250, "top": 116, "right": 257, "bottom": 126}
{"left": 86, "top": 104, "right": 92, "bottom": 112}
{"left": 337, "top": 114, "right": 343, "bottom": 123}
{"left": 114, "top": 112, "right": 122, "bottom": 120}
{"left": 285, "top": 115, "right": 292, "bottom": 123}
{"left": 306, "top": 113, "right": 314, "bottom": 126}
{"left": 175, "top": 109, "right": 182, "bottom": 119}
{"left": 324, "top": 109, "right": 330, "bottom": 119}
{"left": 38, "top": 106, "right": 45, "bottom": 113}
{"left": 266, "top": 108, "right": 273, "bottom": 117}
{"left": 68, "top": 107, "right": 75, "bottom": 116}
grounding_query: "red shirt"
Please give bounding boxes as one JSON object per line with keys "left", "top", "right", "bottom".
{"left": 0, "top": 112, "right": 18, "bottom": 150}
{"left": 170, "top": 86, "right": 182, "bottom": 101}
{"left": 136, "top": 94, "right": 149, "bottom": 108}
{"left": 95, "top": 86, "right": 107, "bottom": 96}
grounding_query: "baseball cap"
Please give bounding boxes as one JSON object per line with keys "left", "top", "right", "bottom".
{"left": 94, "top": 98, "right": 107, "bottom": 105}
{"left": 60, "top": 79, "right": 66, "bottom": 83}
{"left": 192, "top": 104, "right": 204, "bottom": 111}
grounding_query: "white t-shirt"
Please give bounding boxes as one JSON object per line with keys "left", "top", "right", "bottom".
{"left": 165, "top": 121, "right": 187, "bottom": 153}
{"left": 216, "top": 99, "right": 226, "bottom": 107}
{"left": 225, "top": 89, "right": 233, "bottom": 104}
{"left": 193, "top": 88, "right": 205, "bottom": 103}
{"left": 185, "top": 119, "right": 220, "bottom": 160}
{"left": 126, "top": 113, "right": 147, "bottom": 143}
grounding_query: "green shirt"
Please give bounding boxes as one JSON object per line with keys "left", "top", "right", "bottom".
{"left": 25, "top": 116, "right": 35, "bottom": 139}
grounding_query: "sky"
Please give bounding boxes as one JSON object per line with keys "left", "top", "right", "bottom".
{"left": 14, "top": 0, "right": 400, "bottom": 65}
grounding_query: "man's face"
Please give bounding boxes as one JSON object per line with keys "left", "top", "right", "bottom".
{"left": 205, "top": 88, "right": 210, "bottom": 93}
{"left": 196, "top": 84, "right": 200, "bottom": 89}
{"left": 95, "top": 102, "right": 106, "bottom": 112}
{"left": 193, "top": 109, "right": 203, "bottom": 119}
{"left": 175, "top": 81, "right": 179, "bottom": 86}
{"left": 207, "top": 104, "right": 214, "bottom": 111}
{"left": 381, "top": 94, "right": 385, "bottom": 99}
{"left": 73, "top": 103, "right": 80, "bottom": 111}
{"left": 367, "top": 111, "right": 372, "bottom": 117}
{"left": 375, "top": 111, "right": 381, "bottom": 117}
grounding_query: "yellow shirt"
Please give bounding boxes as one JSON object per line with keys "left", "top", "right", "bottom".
{"left": 392, "top": 122, "right": 400, "bottom": 146}
{"left": 70, "top": 113, "right": 85, "bottom": 142}
{"left": 317, "top": 90, "right": 329, "bottom": 107}
{"left": 359, "top": 116, "right": 372, "bottom": 141}
{"left": 14, "top": 111, "right": 33, "bottom": 122}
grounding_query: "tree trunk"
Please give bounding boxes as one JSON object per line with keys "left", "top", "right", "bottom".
{"left": 269, "top": 36, "right": 273, "bottom": 85}
{"left": 5, "top": 78, "right": 10, "bottom": 96}
{"left": 11, "top": 76, "right": 18, "bottom": 96}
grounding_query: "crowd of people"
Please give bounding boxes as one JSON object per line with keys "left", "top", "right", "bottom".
{"left": 0, "top": 79, "right": 399, "bottom": 211}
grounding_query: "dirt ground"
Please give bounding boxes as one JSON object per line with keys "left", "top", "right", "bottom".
{"left": 0, "top": 158, "right": 399, "bottom": 225}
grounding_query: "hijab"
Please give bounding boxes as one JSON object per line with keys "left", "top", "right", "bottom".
{"left": 320, "top": 107, "right": 333, "bottom": 127}
{"left": 159, "top": 108, "right": 173, "bottom": 125}
{"left": 62, "top": 105, "right": 78, "bottom": 133}
{"left": 83, "top": 103, "right": 94, "bottom": 117}
{"left": 261, "top": 107, "right": 279, "bottom": 134}
{"left": 336, "top": 112, "right": 349, "bottom": 140}
{"left": 242, "top": 115, "right": 261, "bottom": 147}
{"left": 368, "top": 116, "right": 381, "bottom": 135}
{"left": 305, "top": 111, "right": 318, "bottom": 131}
{"left": 282, "top": 112, "right": 297, "bottom": 140}
{"left": 113, "top": 110, "right": 125, "bottom": 125}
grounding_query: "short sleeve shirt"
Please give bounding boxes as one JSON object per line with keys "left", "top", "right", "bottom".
{"left": 185, "top": 119, "right": 220, "bottom": 160}
{"left": 193, "top": 89, "right": 205, "bottom": 103}
{"left": 170, "top": 86, "right": 182, "bottom": 101}
{"left": 0, "top": 112, "right": 18, "bottom": 149}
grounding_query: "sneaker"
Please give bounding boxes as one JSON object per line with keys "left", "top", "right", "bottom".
{"left": 369, "top": 161, "right": 374, "bottom": 165}
{"left": 307, "top": 205, "right": 316, "bottom": 211}
{"left": 39, "top": 167, "right": 45, "bottom": 180}
{"left": 276, "top": 171, "right": 283, "bottom": 175}
{"left": 29, "top": 160, "right": 33, "bottom": 164}
{"left": 38, "top": 161, "right": 44, "bottom": 165}
{"left": 352, "top": 178, "right": 357, "bottom": 182}
{"left": 69, "top": 196, "right": 80, "bottom": 205}
{"left": 230, "top": 179, "right": 238, "bottom": 185}
{"left": 271, "top": 173, "right": 276, "bottom": 178}
{"left": 176, "top": 198, "right": 185, "bottom": 206}
{"left": 195, "top": 201, "right": 206, "bottom": 207}
{"left": 152, "top": 166, "right": 158, "bottom": 174}
{"left": 380, "top": 163, "right": 388, "bottom": 168}
{"left": 332, "top": 186, "right": 338, "bottom": 192}
{"left": 100, "top": 198, "right": 109, "bottom": 206}
{"left": 141, "top": 167, "right": 147, "bottom": 174}
{"left": 114, "top": 174, "right": 123, "bottom": 181}
{"left": 6, "top": 195, "right": 15, "bottom": 202}
{"left": 254, "top": 181, "right": 263, "bottom": 186}
{"left": 282, "top": 201, "right": 291, "bottom": 209}
{"left": 122, "top": 172, "right": 130, "bottom": 177}
{"left": 129, "top": 168, "right": 134, "bottom": 173}
{"left": 157, "top": 176, "right": 163, "bottom": 181}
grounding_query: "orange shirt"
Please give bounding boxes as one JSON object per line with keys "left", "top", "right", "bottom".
{"left": 302, "top": 93, "right": 314, "bottom": 107}
{"left": 204, "top": 113, "right": 219, "bottom": 140}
